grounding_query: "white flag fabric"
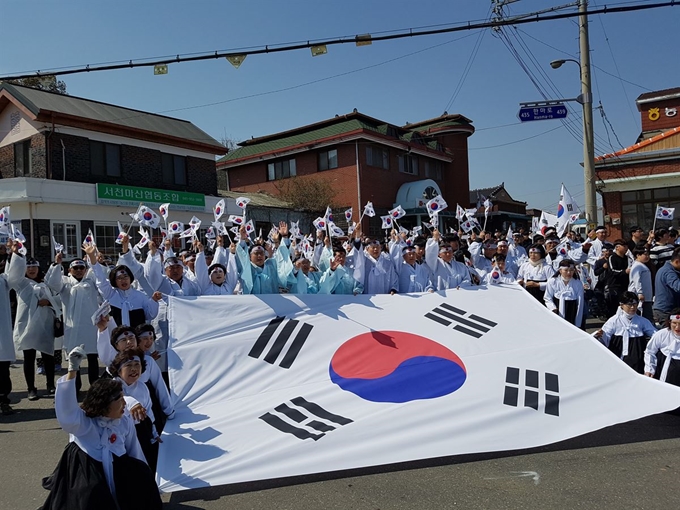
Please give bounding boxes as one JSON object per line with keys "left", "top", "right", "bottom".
{"left": 159, "top": 203, "right": 170, "bottom": 221}
{"left": 556, "top": 184, "right": 580, "bottom": 237}
{"left": 363, "top": 202, "right": 376, "bottom": 218}
{"left": 159, "top": 288, "right": 680, "bottom": 493}
{"left": 213, "top": 199, "right": 226, "bottom": 221}
{"left": 138, "top": 206, "right": 161, "bottom": 229}
{"left": 82, "top": 228, "right": 95, "bottom": 246}
{"left": 227, "top": 215, "right": 244, "bottom": 226}
{"left": 236, "top": 197, "right": 251, "bottom": 209}
{"left": 312, "top": 217, "right": 328, "bottom": 232}
{"left": 324, "top": 206, "right": 334, "bottom": 223}
{"left": 656, "top": 206, "right": 675, "bottom": 220}
{"left": 455, "top": 204, "right": 465, "bottom": 221}
{"left": 539, "top": 211, "right": 558, "bottom": 234}
{"left": 344, "top": 208, "right": 353, "bottom": 222}
{"left": 388, "top": 205, "right": 406, "bottom": 220}
{"left": 52, "top": 237, "right": 64, "bottom": 255}
{"left": 465, "top": 208, "right": 478, "bottom": 219}
{"left": 380, "top": 215, "right": 393, "bottom": 229}
{"left": 426, "top": 196, "right": 448, "bottom": 216}
{"left": 168, "top": 221, "right": 184, "bottom": 237}
{"left": 483, "top": 198, "right": 492, "bottom": 218}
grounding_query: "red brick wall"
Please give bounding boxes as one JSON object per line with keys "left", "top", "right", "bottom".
{"left": 601, "top": 191, "right": 623, "bottom": 239}
{"left": 597, "top": 159, "right": 680, "bottom": 181}
{"left": 640, "top": 98, "right": 680, "bottom": 133}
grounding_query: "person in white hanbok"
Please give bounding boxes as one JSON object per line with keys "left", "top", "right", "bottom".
{"left": 424, "top": 230, "right": 472, "bottom": 290}
{"left": 483, "top": 253, "right": 517, "bottom": 285}
{"left": 0, "top": 244, "right": 22, "bottom": 414}
{"left": 83, "top": 243, "right": 160, "bottom": 329}
{"left": 544, "top": 259, "right": 586, "bottom": 329}
{"left": 517, "top": 244, "right": 553, "bottom": 303}
{"left": 46, "top": 254, "right": 102, "bottom": 393}
{"left": 354, "top": 237, "right": 399, "bottom": 295}
{"left": 40, "top": 346, "right": 161, "bottom": 510}
{"left": 195, "top": 239, "right": 238, "bottom": 295}
{"left": 644, "top": 314, "right": 680, "bottom": 386}
{"left": 10, "top": 251, "right": 60, "bottom": 400}
{"left": 396, "top": 244, "right": 434, "bottom": 293}
{"left": 108, "top": 348, "right": 161, "bottom": 473}
{"left": 593, "top": 292, "right": 657, "bottom": 373}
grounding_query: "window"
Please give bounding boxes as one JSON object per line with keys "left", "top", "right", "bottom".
{"left": 318, "top": 149, "right": 338, "bottom": 171}
{"left": 267, "top": 158, "right": 296, "bottom": 181}
{"left": 162, "top": 153, "right": 187, "bottom": 185}
{"left": 52, "top": 222, "right": 80, "bottom": 261}
{"left": 14, "top": 140, "right": 31, "bottom": 177}
{"left": 424, "top": 160, "right": 442, "bottom": 180}
{"left": 620, "top": 186, "right": 680, "bottom": 232}
{"left": 398, "top": 154, "right": 419, "bottom": 175}
{"left": 90, "top": 141, "right": 121, "bottom": 177}
{"left": 365, "top": 146, "right": 389, "bottom": 170}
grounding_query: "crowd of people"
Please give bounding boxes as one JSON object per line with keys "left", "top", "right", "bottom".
{"left": 1, "top": 217, "right": 680, "bottom": 508}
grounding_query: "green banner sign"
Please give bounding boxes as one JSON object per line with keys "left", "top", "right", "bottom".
{"left": 96, "top": 183, "right": 205, "bottom": 212}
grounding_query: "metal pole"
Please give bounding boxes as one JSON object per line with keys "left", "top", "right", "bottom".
{"left": 579, "top": 0, "right": 597, "bottom": 225}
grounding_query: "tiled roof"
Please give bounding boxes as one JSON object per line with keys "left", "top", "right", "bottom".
{"left": 469, "top": 184, "right": 504, "bottom": 203}
{"left": 636, "top": 87, "right": 680, "bottom": 102}
{"left": 218, "top": 111, "right": 473, "bottom": 165}
{"left": 0, "top": 82, "right": 225, "bottom": 151}
{"left": 219, "top": 118, "right": 378, "bottom": 163}
{"left": 596, "top": 126, "right": 680, "bottom": 161}
{"left": 218, "top": 190, "right": 291, "bottom": 208}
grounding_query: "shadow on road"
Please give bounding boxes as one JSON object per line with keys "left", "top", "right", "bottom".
{"left": 167, "top": 411, "right": 680, "bottom": 505}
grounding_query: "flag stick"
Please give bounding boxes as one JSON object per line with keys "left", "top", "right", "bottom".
{"left": 652, "top": 203, "right": 659, "bottom": 232}
{"left": 483, "top": 214, "right": 488, "bottom": 233}
{"left": 126, "top": 202, "right": 143, "bottom": 235}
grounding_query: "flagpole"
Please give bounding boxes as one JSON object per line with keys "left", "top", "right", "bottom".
{"left": 126, "top": 202, "right": 143, "bottom": 235}
{"left": 652, "top": 203, "right": 659, "bottom": 232}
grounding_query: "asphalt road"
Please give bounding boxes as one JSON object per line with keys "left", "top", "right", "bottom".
{"left": 2, "top": 355, "right": 680, "bottom": 510}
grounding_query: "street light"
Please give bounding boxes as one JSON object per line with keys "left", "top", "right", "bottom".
{"left": 549, "top": 0, "right": 597, "bottom": 227}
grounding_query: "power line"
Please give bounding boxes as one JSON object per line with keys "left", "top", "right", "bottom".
{"left": 0, "top": 1, "right": 675, "bottom": 81}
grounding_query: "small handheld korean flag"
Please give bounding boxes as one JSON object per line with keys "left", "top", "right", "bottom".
{"left": 52, "top": 236, "right": 64, "bottom": 256}
{"left": 456, "top": 204, "right": 465, "bottom": 222}
{"left": 138, "top": 206, "right": 161, "bottom": 229}
{"left": 115, "top": 222, "right": 126, "bottom": 245}
{"left": 168, "top": 221, "right": 184, "bottom": 238}
{"left": 0, "top": 206, "right": 10, "bottom": 233}
{"left": 380, "top": 215, "right": 393, "bottom": 230}
{"left": 213, "top": 199, "right": 226, "bottom": 221}
{"left": 189, "top": 216, "right": 202, "bottom": 231}
{"left": 389, "top": 205, "right": 406, "bottom": 220}
{"left": 484, "top": 198, "right": 492, "bottom": 218}
{"left": 236, "top": 197, "right": 251, "bottom": 210}
{"left": 179, "top": 227, "right": 195, "bottom": 239}
{"left": 228, "top": 215, "right": 244, "bottom": 226}
{"left": 312, "top": 217, "right": 327, "bottom": 232}
{"left": 461, "top": 219, "right": 475, "bottom": 233}
{"left": 488, "top": 267, "right": 502, "bottom": 285}
{"left": 363, "top": 201, "right": 376, "bottom": 218}
{"left": 344, "top": 208, "right": 353, "bottom": 222}
{"left": 136, "top": 227, "right": 150, "bottom": 249}
{"left": 329, "top": 224, "right": 345, "bottom": 237}
{"left": 83, "top": 228, "right": 96, "bottom": 246}
{"left": 656, "top": 206, "right": 675, "bottom": 220}
{"left": 206, "top": 227, "right": 216, "bottom": 239}
{"left": 159, "top": 203, "right": 170, "bottom": 222}
{"left": 465, "top": 207, "right": 478, "bottom": 219}
{"left": 426, "top": 196, "right": 448, "bottom": 216}
{"left": 11, "top": 224, "right": 26, "bottom": 243}
{"left": 244, "top": 220, "right": 255, "bottom": 237}
{"left": 430, "top": 212, "right": 439, "bottom": 229}
{"left": 324, "top": 206, "right": 334, "bottom": 223}
{"left": 15, "top": 240, "right": 27, "bottom": 256}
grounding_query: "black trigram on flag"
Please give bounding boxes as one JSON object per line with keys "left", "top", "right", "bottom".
{"left": 424, "top": 302, "right": 498, "bottom": 338}
{"left": 248, "top": 317, "right": 313, "bottom": 369}
{"left": 503, "top": 367, "right": 560, "bottom": 417}
{"left": 259, "top": 396, "right": 353, "bottom": 441}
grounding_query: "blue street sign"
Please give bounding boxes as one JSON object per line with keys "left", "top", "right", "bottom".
{"left": 518, "top": 104, "right": 568, "bottom": 122}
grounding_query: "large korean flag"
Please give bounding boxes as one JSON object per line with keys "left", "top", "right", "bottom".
{"left": 158, "top": 286, "right": 680, "bottom": 492}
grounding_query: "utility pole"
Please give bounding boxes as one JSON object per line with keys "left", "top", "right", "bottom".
{"left": 579, "top": 0, "right": 597, "bottom": 226}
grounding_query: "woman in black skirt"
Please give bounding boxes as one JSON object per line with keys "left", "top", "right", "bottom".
{"left": 41, "top": 346, "right": 162, "bottom": 510}
{"left": 544, "top": 258, "right": 586, "bottom": 329}
{"left": 645, "top": 314, "right": 680, "bottom": 385}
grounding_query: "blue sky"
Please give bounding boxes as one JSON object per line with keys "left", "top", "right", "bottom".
{"left": 2, "top": 0, "right": 679, "bottom": 213}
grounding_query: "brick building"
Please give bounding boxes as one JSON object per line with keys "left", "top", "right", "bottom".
{"left": 596, "top": 87, "right": 680, "bottom": 239}
{"left": 469, "top": 183, "right": 531, "bottom": 233}
{"left": 0, "top": 82, "right": 227, "bottom": 264}
{"left": 217, "top": 111, "right": 474, "bottom": 234}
